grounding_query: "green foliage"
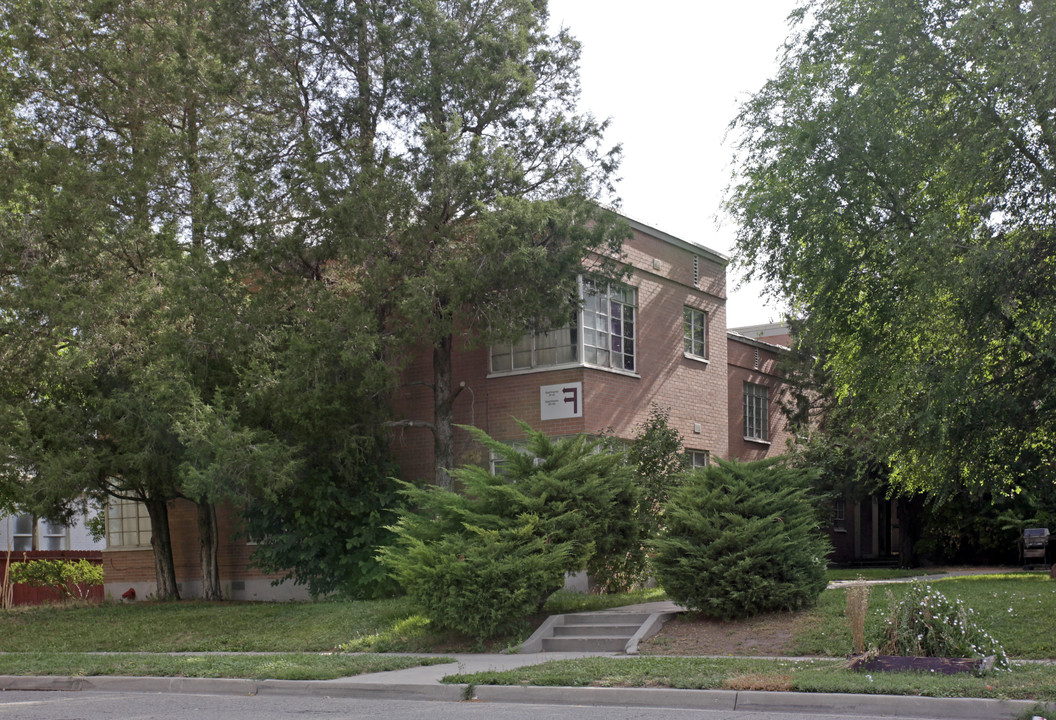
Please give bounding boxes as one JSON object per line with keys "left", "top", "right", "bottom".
{"left": 7, "top": 559, "right": 103, "bottom": 600}
{"left": 652, "top": 459, "right": 830, "bottom": 620}
{"left": 381, "top": 425, "right": 645, "bottom": 639}
{"left": 877, "top": 583, "right": 1010, "bottom": 671}
{"left": 728, "top": 0, "right": 1056, "bottom": 499}
{"left": 241, "top": 463, "right": 400, "bottom": 600}
{"left": 381, "top": 516, "right": 570, "bottom": 642}
{"left": 628, "top": 404, "right": 688, "bottom": 538}
{"left": 473, "top": 425, "right": 646, "bottom": 591}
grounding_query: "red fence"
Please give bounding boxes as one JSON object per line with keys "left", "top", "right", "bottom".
{"left": 1, "top": 550, "right": 104, "bottom": 606}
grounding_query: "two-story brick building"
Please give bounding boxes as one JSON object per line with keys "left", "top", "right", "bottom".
{"left": 100, "top": 214, "right": 799, "bottom": 601}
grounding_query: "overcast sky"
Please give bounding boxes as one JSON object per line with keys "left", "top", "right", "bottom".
{"left": 547, "top": 0, "right": 801, "bottom": 327}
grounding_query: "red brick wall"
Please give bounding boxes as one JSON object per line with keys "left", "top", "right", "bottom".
{"left": 727, "top": 335, "right": 794, "bottom": 461}
{"left": 390, "top": 221, "right": 730, "bottom": 474}
{"left": 103, "top": 499, "right": 290, "bottom": 598}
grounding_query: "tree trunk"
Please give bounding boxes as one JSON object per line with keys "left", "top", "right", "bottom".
{"left": 144, "top": 496, "right": 180, "bottom": 600}
{"left": 897, "top": 495, "right": 923, "bottom": 568}
{"left": 433, "top": 334, "right": 455, "bottom": 489}
{"left": 197, "top": 500, "right": 222, "bottom": 601}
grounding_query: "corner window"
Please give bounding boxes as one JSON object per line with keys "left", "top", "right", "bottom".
{"left": 583, "top": 279, "right": 636, "bottom": 372}
{"left": 743, "top": 382, "right": 769, "bottom": 442}
{"left": 683, "top": 307, "right": 707, "bottom": 359}
{"left": 490, "top": 326, "right": 578, "bottom": 373}
{"left": 106, "top": 499, "right": 152, "bottom": 549}
{"left": 490, "top": 277, "right": 637, "bottom": 376}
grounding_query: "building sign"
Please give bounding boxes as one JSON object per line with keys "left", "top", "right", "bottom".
{"left": 540, "top": 382, "right": 582, "bottom": 421}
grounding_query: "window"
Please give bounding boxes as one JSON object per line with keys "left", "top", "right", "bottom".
{"left": 743, "top": 382, "right": 769, "bottom": 442}
{"left": 832, "top": 501, "right": 846, "bottom": 532}
{"left": 686, "top": 450, "right": 709, "bottom": 469}
{"left": 40, "top": 519, "right": 67, "bottom": 550}
{"left": 490, "top": 277, "right": 637, "bottom": 375}
{"left": 582, "top": 278, "right": 636, "bottom": 372}
{"left": 683, "top": 307, "right": 707, "bottom": 359}
{"left": 106, "top": 499, "right": 152, "bottom": 548}
{"left": 12, "top": 515, "right": 33, "bottom": 551}
{"left": 490, "top": 326, "right": 578, "bottom": 373}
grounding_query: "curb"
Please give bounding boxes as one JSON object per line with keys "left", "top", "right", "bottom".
{"left": 0, "top": 675, "right": 1049, "bottom": 718}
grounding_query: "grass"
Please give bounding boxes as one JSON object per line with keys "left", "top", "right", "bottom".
{"left": 0, "top": 652, "right": 446, "bottom": 680}
{"left": 792, "top": 574, "right": 1056, "bottom": 659}
{"left": 0, "top": 588, "right": 667, "bottom": 655}
{"left": 443, "top": 656, "right": 1056, "bottom": 701}
{"left": 0, "top": 597, "right": 421, "bottom": 652}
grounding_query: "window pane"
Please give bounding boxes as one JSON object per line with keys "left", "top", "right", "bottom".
{"left": 13, "top": 515, "right": 32, "bottom": 535}
{"left": 491, "top": 349, "right": 511, "bottom": 372}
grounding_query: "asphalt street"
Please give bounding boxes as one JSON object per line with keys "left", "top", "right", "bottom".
{"left": 0, "top": 690, "right": 980, "bottom": 720}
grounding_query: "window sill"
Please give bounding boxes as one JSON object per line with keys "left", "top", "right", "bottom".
{"left": 743, "top": 436, "right": 771, "bottom": 446}
{"left": 103, "top": 545, "right": 152, "bottom": 552}
{"left": 683, "top": 353, "right": 709, "bottom": 365}
{"left": 488, "top": 362, "right": 640, "bottom": 380}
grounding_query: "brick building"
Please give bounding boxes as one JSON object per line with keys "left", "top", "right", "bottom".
{"left": 100, "top": 214, "right": 798, "bottom": 600}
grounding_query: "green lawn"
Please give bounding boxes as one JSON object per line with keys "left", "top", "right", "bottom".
{"left": 793, "top": 574, "right": 1056, "bottom": 659}
{"left": 0, "top": 587, "right": 667, "bottom": 654}
{"left": 1, "top": 574, "right": 1052, "bottom": 700}
{"left": 0, "top": 652, "right": 446, "bottom": 680}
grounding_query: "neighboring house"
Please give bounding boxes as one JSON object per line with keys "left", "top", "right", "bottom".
{"left": 0, "top": 509, "right": 105, "bottom": 606}
{"left": 100, "top": 213, "right": 801, "bottom": 599}
{"left": 0, "top": 510, "right": 104, "bottom": 552}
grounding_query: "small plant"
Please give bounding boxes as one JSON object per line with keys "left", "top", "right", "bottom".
{"left": 7, "top": 558, "right": 104, "bottom": 601}
{"left": 877, "top": 582, "right": 1009, "bottom": 671}
{"left": 844, "top": 578, "right": 869, "bottom": 655}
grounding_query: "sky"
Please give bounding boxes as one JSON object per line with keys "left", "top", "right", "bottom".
{"left": 547, "top": 0, "right": 801, "bottom": 328}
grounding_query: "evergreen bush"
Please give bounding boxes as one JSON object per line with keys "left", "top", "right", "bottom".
{"left": 652, "top": 459, "right": 829, "bottom": 619}
{"left": 380, "top": 424, "right": 644, "bottom": 639}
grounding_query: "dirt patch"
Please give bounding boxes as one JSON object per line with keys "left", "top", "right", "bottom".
{"left": 722, "top": 673, "right": 793, "bottom": 691}
{"left": 639, "top": 610, "right": 820, "bottom": 657}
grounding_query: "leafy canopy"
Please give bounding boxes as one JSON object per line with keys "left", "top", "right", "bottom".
{"left": 727, "top": 0, "right": 1056, "bottom": 498}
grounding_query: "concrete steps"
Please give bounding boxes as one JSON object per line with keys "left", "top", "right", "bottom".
{"left": 520, "top": 608, "right": 680, "bottom": 655}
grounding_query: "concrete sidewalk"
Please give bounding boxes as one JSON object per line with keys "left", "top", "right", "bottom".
{"left": 1, "top": 648, "right": 1050, "bottom": 719}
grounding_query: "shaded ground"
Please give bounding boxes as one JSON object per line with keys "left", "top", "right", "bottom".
{"left": 639, "top": 610, "right": 820, "bottom": 656}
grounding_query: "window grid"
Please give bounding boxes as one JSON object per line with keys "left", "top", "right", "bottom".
{"left": 583, "top": 279, "right": 636, "bottom": 372}
{"left": 687, "top": 450, "right": 709, "bottom": 469}
{"left": 12, "top": 515, "right": 33, "bottom": 551}
{"left": 683, "top": 307, "right": 707, "bottom": 358}
{"left": 40, "top": 520, "right": 67, "bottom": 551}
{"left": 106, "top": 499, "right": 152, "bottom": 548}
{"left": 491, "top": 278, "right": 637, "bottom": 375}
{"left": 743, "top": 382, "right": 769, "bottom": 441}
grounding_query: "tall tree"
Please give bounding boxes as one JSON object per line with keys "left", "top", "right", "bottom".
{"left": 0, "top": 0, "right": 278, "bottom": 599}
{"left": 270, "top": 0, "right": 625, "bottom": 488}
{"left": 727, "top": 0, "right": 1056, "bottom": 499}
